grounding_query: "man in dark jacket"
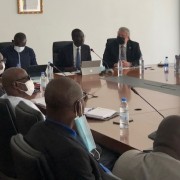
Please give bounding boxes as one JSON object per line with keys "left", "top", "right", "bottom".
{"left": 1, "top": 32, "right": 37, "bottom": 69}
{"left": 25, "top": 78, "right": 120, "bottom": 180}
{"left": 57, "top": 29, "right": 91, "bottom": 71}
{"left": 103, "top": 27, "right": 141, "bottom": 68}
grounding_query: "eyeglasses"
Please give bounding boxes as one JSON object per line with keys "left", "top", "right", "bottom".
{"left": 15, "top": 75, "right": 31, "bottom": 82}
{"left": 0, "top": 58, "right": 6, "bottom": 64}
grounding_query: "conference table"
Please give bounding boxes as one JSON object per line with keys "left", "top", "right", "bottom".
{"left": 32, "top": 65, "right": 180, "bottom": 154}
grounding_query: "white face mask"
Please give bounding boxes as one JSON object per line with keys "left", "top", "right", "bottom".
{"left": 14, "top": 46, "right": 25, "bottom": 53}
{"left": 18, "top": 79, "right": 35, "bottom": 96}
{"left": 0, "top": 62, "right": 5, "bottom": 75}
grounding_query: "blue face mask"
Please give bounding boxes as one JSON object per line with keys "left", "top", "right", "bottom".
{"left": 75, "top": 115, "right": 96, "bottom": 152}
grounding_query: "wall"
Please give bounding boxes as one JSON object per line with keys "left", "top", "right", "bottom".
{"left": 0, "top": 0, "right": 179, "bottom": 65}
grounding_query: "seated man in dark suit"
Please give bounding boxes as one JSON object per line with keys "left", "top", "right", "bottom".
{"left": 1, "top": 32, "right": 37, "bottom": 69}
{"left": 57, "top": 28, "right": 92, "bottom": 71}
{"left": 112, "top": 115, "right": 180, "bottom": 180}
{"left": 25, "top": 78, "right": 120, "bottom": 180}
{"left": 103, "top": 27, "right": 141, "bottom": 68}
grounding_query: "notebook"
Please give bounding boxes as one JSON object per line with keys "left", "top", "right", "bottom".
{"left": 26, "top": 65, "right": 47, "bottom": 78}
{"left": 81, "top": 60, "right": 101, "bottom": 75}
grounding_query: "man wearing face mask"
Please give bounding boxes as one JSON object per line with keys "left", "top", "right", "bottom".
{"left": 1, "top": 32, "right": 37, "bottom": 69}
{"left": 25, "top": 78, "right": 121, "bottom": 180}
{"left": 103, "top": 27, "right": 141, "bottom": 68}
{"left": 0, "top": 67, "right": 44, "bottom": 118}
{"left": 57, "top": 28, "right": 91, "bottom": 71}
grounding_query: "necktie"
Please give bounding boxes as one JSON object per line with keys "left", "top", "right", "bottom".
{"left": 120, "top": 45, "right": 126, "bottom": 60}
{"left": 76, "top": 47, "right": 80, "bottom": 70}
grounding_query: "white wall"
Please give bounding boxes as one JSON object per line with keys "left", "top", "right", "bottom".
{"left": 0, "top": 0, "right": 179, "bottom": 65}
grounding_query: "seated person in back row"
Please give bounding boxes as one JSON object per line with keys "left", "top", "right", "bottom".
{"left": 103, "top": 27, "right": 141, "bottom": 68}
{"left": 1, "top": 32, "right": 37, "bottom": 69}
{"left": 25, "top": 78, "right": 121, "bottom": 180}
{"left": 112, "top": 115, "right": 180, "bottom": 180}
{"left": 57, "top": 28, "right": 91, "bottom": 71}
{"left": 1, "top": 67, "right": 44, "bottom": 118}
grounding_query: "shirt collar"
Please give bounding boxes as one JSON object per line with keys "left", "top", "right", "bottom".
{"left": 46, "top": 117, "right": 77, "bottom": 137}
{"left": 73, "top": 43, "right": 81, "bottom": 50}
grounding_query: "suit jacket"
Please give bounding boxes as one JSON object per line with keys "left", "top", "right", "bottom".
{"left": 1, "top": 45, "right": 37, "bottom": 69}
{"left": 57, "top": 43, "right": 91, "bottom": 70}
{"left": 103, "top": 39, "right": 141, "bottom": 68}
{"left": 25, "top": 120, "right": 120, "bottom": 180}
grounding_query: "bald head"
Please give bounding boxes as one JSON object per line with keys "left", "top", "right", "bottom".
{"left": 2, "top": 67, "right": 28, "bottom": 95}
{"left": 153, "top": 115, "right": 180, "bottom": 159}
{"left": 45, "top": 77, "right": 83, "bottom": 113}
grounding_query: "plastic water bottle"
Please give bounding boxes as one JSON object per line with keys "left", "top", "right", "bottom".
{"left": 164, "top": 57, "right": 169, "bottom": 72}
{"left": 120, "top": 97, "right": 129, "bottom": 128}
{"left": 40, "top": 72, "right": 47, "bottom": 92}
{"left": 47, "top": 62, "right": 54, "bottom": 81}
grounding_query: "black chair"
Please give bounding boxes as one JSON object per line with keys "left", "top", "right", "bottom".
{"left": 0, "top": 98, "right": 18, "bottom": 178}
{"left": 52, "top": 41, "right": 72, "bottom": 67}
{"left": 106, "top": 38, "right": 116, "bottom": 44}
{"left": 0, "top": 42, "right": 12, "bottom": 52}
{"left": 10, "top": 134, "right": 54, "bottom": 180}
{"left": 15, "top": 101, "right": 44, "bottom": 135}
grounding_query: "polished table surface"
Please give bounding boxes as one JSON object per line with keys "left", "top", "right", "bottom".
{"left": 32, "top": 66, "right": 180, "bottom": 154}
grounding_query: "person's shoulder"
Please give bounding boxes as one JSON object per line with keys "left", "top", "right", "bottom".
{"left": 128, "top": 40, "right": 139, "bottom": 46}
{"left": 82, "top": 44, "right": 90, "bottom": 48}
{"left": 25, "top": 46, "right": 35, "bottom": 52}
{"left": 1, "top": 45, "right": 13, "bottom": 53}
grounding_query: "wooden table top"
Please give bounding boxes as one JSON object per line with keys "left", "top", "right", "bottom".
{"left": 32, "top": 68, "right": 180, "bottom": 154}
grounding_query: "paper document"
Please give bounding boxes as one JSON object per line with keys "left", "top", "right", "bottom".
{"left": 85, "top": 107, "right": 118, "bottom": 120}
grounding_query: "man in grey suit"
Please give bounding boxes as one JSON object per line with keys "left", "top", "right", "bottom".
{"left": 103, "top": 27, "right": 141, "bottom": 68}
{"left": 57, "top": 29, "right": 92, "bottom": 71}
{"left": 25, "top": 78, "right": 120, "bottom": 180}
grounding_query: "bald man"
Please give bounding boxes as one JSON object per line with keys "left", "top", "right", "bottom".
{"left": 112, "top": 115, "right": 180, "bottom": 180}
{"left": 25, "top": 78, "right": 120, "bottom": 180}
{"left": 1, "top": 67, "right": 43, "bottom": 117}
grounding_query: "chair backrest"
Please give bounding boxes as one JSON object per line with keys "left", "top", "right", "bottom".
{"left": 52, "top": 41, "right": 72, "bottom": 66}
{"left": 106, "top": 38, "right": 116, "bottom": 44}
{"left": 10, "top": 134, "right": 54, "bottom": 180}
{"left": 0, "top": 42, "right": 12, "bottom": 52}
{"left": 0, "top": 98, "right": 17, "bottom": 177}
{"left": 15, "top": 101, "right": 44, "bottom": 135}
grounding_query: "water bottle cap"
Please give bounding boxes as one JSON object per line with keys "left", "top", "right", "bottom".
{"left": 121, "top": 97, "right": 127, "bottom": 102}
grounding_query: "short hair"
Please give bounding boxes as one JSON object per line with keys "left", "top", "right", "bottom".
{"left": 14, "top": 32, "right": 26, "bottom": 41}
{"left": 71, "top": 29, "right": 83, "bottom": 38}
{"left": 118, "top": 27, "right": 130, "bottom": 37}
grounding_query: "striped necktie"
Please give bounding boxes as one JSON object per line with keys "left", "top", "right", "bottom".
{"left": 120, "top": 45, "right": 126, "bottom": 60}
{"left": 76, "top": 47, "right": 80, "bottom": 70}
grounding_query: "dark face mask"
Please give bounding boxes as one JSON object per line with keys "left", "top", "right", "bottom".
{"left": 117, "top": 37, "right": 125, "bottom": 45}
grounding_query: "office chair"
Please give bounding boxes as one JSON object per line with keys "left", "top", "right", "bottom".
{"left": 52, "top": 41, "right": 72, "bottom": 67}
{"left": 10, "top": 134, "right": 55, "bottom": 180}
{"left": 15, "top": 101, "right": 44, "bottom": 135}
{"left": 0, "top": 98, "right": 18, "bottom": 178}
{"left": 0, "top": 42, "right": 12, "bottom": 52}
{"left": 106, "top": 38, "right": 116, "bottom": 44}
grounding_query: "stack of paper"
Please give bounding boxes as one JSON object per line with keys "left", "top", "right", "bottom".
{"left": 85, "top": 107, "right": 118, "bottom": 120}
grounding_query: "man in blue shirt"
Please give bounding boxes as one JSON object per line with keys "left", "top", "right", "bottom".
{"left": 1, "top": 32, "right": 37, "bottom": 69}
{"left": 25, "top": 78, "right": 120, "bottom": 180}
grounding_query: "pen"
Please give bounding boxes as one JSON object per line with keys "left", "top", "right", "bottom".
{"left": 113, "top": 119, "right": 133, "bottom": 125}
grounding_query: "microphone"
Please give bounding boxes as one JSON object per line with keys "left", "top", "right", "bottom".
{"left": 131, "top": 87, "right": 164, "bottom": 118}
{"left": 90, "top": 48, "right": 113, "bottom": 74}
{"left": 131, "top": 87, "right": 164, "bottom": 141}
{"left": 49, "top": 62, "right": 66, "bottom": 76}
